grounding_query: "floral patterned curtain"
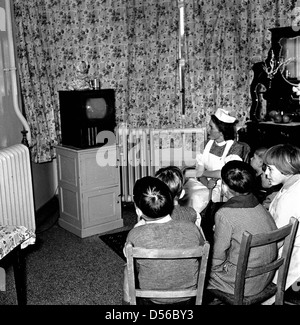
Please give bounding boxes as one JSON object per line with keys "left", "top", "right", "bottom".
{"left": 184, "top": 0, "right": 297, "bottom": 128}
{"left": 124, "top": 0, "right": 180, "bottom": 128}
{"left": 13, "top": 0, "right": 297, "bottom": 162}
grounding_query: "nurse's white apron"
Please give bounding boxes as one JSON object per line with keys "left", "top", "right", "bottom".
{"left": 183, "top": 140, "right": 234, "bottom": 213}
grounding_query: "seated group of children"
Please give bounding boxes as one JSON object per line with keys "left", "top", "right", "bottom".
{"left": 123, "top": 148, "right": 281, "bottom": 305}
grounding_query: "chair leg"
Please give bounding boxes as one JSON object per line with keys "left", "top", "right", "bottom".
{"left": 283, "top": 284, "right": 300, "bottom": 305}
{"left": 12, "top": 246, "right": 27, "bottom": 305}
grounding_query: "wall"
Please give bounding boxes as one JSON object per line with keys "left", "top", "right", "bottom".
{"left": 31, "top": 160, "right": 57, "bottom": 210}
{"left": 0, "top": 0, "right": 57, "bottom": 211}
{"left": 0, "top": 2, "right": 22, "bottom": 147}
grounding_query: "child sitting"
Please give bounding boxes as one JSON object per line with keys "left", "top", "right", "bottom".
{"left": 134, "top": 166, "right": 202, "bottom": 229}
{"left": 250, "top": 147, "right": 281, "bottom": 209}
{"left": 155, "top": 166, "right": 202, "bottom": 228}
{"left": 207, "top": 160, "right": 277, "bottom": 297}
{"left": 123, "top": 176, "right": 204, "bottom": 305}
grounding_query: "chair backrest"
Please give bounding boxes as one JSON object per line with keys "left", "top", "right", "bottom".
{"left": 234, "top": 217, "right": 299, "bottom": 305}
{"left": 237, "top": 141, "right": 251, "bottom": 164}
{"left": 125, "top": 241, "right": 210, "bottom": 305}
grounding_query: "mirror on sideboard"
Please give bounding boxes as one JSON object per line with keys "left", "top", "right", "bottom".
{"left": 279, "top": 36, "right": 300, "bottom": 84}
{"left": 250, "top": 27, "right": 300, "bottom": 123}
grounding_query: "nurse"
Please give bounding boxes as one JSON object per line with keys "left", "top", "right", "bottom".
{"left": 182, "top": 108, "right": 246, "bottom": 213}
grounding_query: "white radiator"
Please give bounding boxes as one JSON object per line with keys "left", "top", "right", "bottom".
{"left": 117, "top": 126, "right": 207, "bottom": 202}
{"left": 0, "top": 144, "right": 36, "bottom": 232}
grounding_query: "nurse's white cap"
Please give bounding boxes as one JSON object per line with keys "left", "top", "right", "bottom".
{"left": 214, "top": 108, "right": 236, "bottom": 123}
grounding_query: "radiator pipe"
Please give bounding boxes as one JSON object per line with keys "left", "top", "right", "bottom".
{"left": 4, "top": 0, "right": 31, "bottom": 146}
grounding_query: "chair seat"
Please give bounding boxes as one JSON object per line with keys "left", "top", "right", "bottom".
{"left": 207, "top": 283, "right": 277, "bottom": 305}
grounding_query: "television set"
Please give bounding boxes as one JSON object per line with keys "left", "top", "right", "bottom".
{"left": 59, "top": 89, "right": 116, "bottom": 149}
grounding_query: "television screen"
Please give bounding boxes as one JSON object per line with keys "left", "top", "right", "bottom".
{"left": 59, "top": 89, "right": 116, "bottom": 149}
{"left": 85, "top": 98, "right": 107, "bottom": 119}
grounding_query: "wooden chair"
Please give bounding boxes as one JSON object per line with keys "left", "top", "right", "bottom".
{"left": 124, "top": 242, "right": 210, "bottom": 305}
{"left": 207, "top": 217, "right": 299, "bottom": 305}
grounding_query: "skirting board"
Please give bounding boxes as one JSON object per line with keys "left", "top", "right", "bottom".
{"left": 58, "top": 218, "right": 124, "bottom": 238}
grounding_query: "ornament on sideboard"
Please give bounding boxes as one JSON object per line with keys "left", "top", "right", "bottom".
{"left": 262, "top": 50, "right": 294, "bottom": 82}
{"left": 68, "top": 60, "right": 93, "bottom": 91}
{"left": 254, "top": 83, "right": 268, "bottom": 121}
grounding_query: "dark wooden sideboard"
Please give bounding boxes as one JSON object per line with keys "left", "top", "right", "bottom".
{"left": 245, "top": 26, "right": 300, "bottom": 150}
{"left": 244, "top": 121, "right": 300, "bottom": 150}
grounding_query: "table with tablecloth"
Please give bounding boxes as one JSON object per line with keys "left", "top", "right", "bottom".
{"left": 0, "top": 225, "right": 35, "bottom": 304}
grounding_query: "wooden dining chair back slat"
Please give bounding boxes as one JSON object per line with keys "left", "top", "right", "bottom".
{"left": 125, "top": 242, "right": 210, "bottom": 305}
{"left": 208, "top": 217, "right": 299, "bottom": 305}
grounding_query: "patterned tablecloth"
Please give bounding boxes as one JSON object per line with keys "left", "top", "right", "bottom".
{"left": 0, "top": 226, "right": 35, "bottom": 260}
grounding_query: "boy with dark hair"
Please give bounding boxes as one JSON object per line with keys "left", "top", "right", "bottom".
{"left": 207, "top": 160, "right": 277, "bottom": 296}
{"left": 134, "top": 167, "right": 202, "bottom": 228}
{"left": 123, "top": 176, "right": 204, "bottom": 305}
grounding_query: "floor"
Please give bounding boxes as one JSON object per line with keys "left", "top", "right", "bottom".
{"left": 0, "top": 202, "right": 136, "bottom": 305}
